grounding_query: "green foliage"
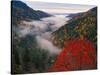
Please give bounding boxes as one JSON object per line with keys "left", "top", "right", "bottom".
{"left": 12, "top": 35, "right": 55, "bottom": 74}
{"left": 52, "top": 7, "right": 97, "bottom": 49}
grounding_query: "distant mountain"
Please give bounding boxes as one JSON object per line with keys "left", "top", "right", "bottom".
{"left": 67, "top": 7, "right": 97, "bottom": 21}
{"left": 51, "top": 7, "right": 97, "bottom": 49}
{"left": 67, "top": 13, "right": 84, "bottom": 20}
{"left": 11, "top": 0, "right": 51, "bottom": 25}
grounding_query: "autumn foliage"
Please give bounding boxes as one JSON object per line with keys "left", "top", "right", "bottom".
{"left": 48, "top": 38, "right": 97, "bottom": 72}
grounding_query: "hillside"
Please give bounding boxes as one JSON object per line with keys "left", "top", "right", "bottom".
{"left": 11, "top": 1, "right": 51, "bottom": 26}
{"left": 11, "top": 1, "right": 53, "bottom": 74}
{"left": 11, "top": 1, "right": 97, "bottom": 74}
{"left": 48, "top": 39, "right": 97, "bottom": 72}
{"left": 51, "top": 7, "right": 97, "bottom": 49}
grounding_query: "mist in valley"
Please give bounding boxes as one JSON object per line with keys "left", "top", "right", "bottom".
{"left": 17, "top": 15, "right": 70, "bottom": 55}
{"left": 12, "top": 14, "right": 71, "bottom": 72}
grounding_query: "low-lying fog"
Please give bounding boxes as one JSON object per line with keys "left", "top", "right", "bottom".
{"left": 17, "top": 15, "right": 70, "bottom": 55}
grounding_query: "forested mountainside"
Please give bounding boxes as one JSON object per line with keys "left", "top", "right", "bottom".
{"left": 11, "top": 0, "right": 97, "bottom": 74}
{"left": 12, "top": 1, "right": 53, "bottom": 74}
{"left": 11, "top": 1, "right": 51, "bottom": 26}
{"left": 52, "top": 7, "right": 97, "bottom": 49}
{"left": 48, "top": 7, "right": 97, "bottom": 71}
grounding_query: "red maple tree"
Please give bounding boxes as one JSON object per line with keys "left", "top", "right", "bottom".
{"left": 48, "top": 38, "right": 97, "bottom": 72}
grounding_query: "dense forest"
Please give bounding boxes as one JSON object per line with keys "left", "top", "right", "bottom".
{"left": 11, "top": 1, "right": 97, "bottom": 74}
{"left": 12, "top": 1, "right": 53, "bottom": 74}
{"left": 52, "top": 7, "right": 97, "bottom": 50}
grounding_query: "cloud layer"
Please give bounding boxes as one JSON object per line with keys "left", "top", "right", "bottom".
{"left": 17, "top": 16, "right": 70, "bottom": 54}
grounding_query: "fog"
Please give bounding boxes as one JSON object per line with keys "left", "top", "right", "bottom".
{"left": 36, "top": 36, "right": 60, "bottom": 54}
{"left": 17, "top": 15, "right": 70, "bottom": 55}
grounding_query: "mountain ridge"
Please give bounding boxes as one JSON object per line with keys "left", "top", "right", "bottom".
{"left": 51, "top": 7, "right": 97, "bottom": 49}
{"left": 11, "top": 0, "right": 51, "bottom": 25}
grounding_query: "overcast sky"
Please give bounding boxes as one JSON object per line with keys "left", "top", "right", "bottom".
{"left": 22, "top": 1, "right": 96, "bottom": 14}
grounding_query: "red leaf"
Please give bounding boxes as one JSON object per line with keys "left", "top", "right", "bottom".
{"left": 48, "top": 39, "right": 97, "bottom": 72}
